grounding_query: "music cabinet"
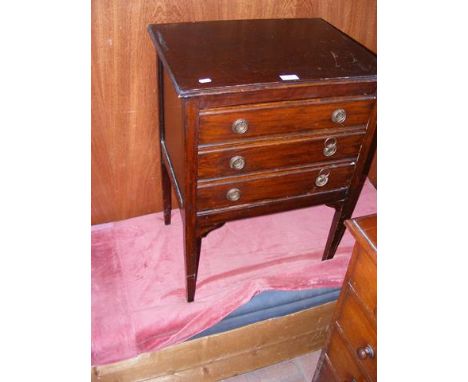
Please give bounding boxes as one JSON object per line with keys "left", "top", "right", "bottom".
{"left": 148, "top": 18, "right": 377, "bottom": 302}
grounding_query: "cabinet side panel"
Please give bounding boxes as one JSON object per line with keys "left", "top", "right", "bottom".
{"left": 163, "top": 71, "right": 185, "bottom": 200}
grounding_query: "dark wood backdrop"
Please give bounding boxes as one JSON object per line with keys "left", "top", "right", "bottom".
{"left": 91, "top": 0, "right": 377, "bottom": 224}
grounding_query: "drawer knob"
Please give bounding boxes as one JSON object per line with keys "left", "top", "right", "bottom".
{"left": 232, "top": 119, "right": 249, "bottom": 134}
{"left": 331, "top": 108, "right": 347, "bottom": 124}
{"left": 315, "top": 170, "right": 330, "bottom": 187}
{"left": 357, "top": 345, "right": 375, "bottom": 360}
{"left": 226, "top": 188, "right": 241, "bottom": 202}
{"left": 323, "top": 137, "right": 337, "bottom": 157}
{"left": 229, "top": 155, "right": 246, "bottom": 170}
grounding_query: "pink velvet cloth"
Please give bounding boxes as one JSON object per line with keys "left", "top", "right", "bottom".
{"left": 92, "top": 180, "right": 376, "bottom": 366}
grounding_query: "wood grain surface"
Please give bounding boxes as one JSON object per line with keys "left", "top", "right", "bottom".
{"left": 92, "top": 0, "right": 376, "bottom": 224}
{"left": 148, "top": 18, "right": 376, "bottom": 94}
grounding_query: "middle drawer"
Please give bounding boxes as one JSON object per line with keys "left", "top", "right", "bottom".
{"left": 198, "top": 131, "right": 365, "bottom": 179}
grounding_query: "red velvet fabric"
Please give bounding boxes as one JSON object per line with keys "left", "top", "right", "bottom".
{"left": 92, "top": 181, "right": 376, "bottom": 365}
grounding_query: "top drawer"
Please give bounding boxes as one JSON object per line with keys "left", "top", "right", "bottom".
{"left": 199, "top": 98, "right": 375, "bottom": 144}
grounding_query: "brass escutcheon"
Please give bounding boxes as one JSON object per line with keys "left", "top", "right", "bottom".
{"left": 229, "top": 155, "right": 246, "bottom": 170}
{"left": 226, "top": 188, "right": 241, "bottom": 201}
{"left": 331, "top": 108, "right": 347, "bottom": 124}
{"left": 232, "top": 119, "right": 249, "bottom": 134}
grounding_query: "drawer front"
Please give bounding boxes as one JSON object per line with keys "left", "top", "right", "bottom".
{"left": 199, "top": 98, "right": 374, "bottom": 144}
{"left": 351, "top": 248, "right": 377, "bottom": 318}
{"left": 327, "top": 331, "right": 368, "bottom": 382}
{"left": 197, "top": 162, "right": 355, "bottom": 211}
{"left": 198, "top": 131, "right": 365, "bottom": 179}
{"left": 337, "top": 289, "right": 377, "bottom": 380}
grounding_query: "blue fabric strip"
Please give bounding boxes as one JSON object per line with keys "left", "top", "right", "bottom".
{"left": 191, "top": 287, "right": 340, "bottom": 339}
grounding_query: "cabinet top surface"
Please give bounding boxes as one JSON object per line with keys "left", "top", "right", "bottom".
{"left": 346, "top": 214, "right": 377, "bottom": 252}
{"left": 148, "top": 18, "right": 377, "bottom": 96}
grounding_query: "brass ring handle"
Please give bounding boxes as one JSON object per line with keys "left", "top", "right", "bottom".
{"left": 324, "top": 137, "right": 337, "bottom": 146}
{"left": 323, "top": 145, "right": 337, "bottom": 157}
{"left": 232, "top": 119, "right": 249, "bottom": 134}
{"left": 357, "top": 345, "right": 375, "bottom": 360}
{"left": 229, "top": 155, "right": 246, "bottom": 170}
{"left": 323, "top": 137, "right": 337, "bottom": 157}
{"left": 331, "top": 108, "right": 347, "bottom": 124}
{"left": 315, "top": 173, "right": 329, "bottom": 187}
{"left": 226, "top": 188, "right": 241, "bottom": 202}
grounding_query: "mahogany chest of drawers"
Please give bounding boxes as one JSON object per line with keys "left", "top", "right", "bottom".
{"left": 313, "top": 214, "right": 377, "bottom": 382}
{"left": 148, "top": 18, "right": 377, "bottom": 302}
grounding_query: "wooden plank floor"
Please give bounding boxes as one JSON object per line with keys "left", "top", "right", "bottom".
{"left": 221, "top": 351, "right": 321, "bottom": 382}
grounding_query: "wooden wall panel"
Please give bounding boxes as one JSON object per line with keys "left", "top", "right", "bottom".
{"left": 92, "top": 0, "right": 376, "bottom": 224}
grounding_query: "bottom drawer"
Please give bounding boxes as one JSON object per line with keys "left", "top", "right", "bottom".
{"left": 337, "top": 289, "right": 376, "bottom": 379}
{"left": 197, "top": 161, "right": 355, "bottom": 211}
{"left": 327, "top": 331, "right": 368, "bottom": 382}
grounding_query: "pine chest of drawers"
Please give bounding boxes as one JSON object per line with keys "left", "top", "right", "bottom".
{"left": 148, "top": 18, "right": 377, "bottom": 302}
{"left": 313, "top": 214, "right": 377, "bottom": 382}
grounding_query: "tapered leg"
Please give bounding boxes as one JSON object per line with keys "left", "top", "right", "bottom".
{"left": 183, "top": 226, "right": 202, "bottom": 302}
{"left": 323, "top": 115, "right": 377, "bottom": 260}
{"left": 160, "top": 161, "right": 172, "bottom": 225}
{"left": 322, "top": 203, "right": 349, "bottom": 260}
